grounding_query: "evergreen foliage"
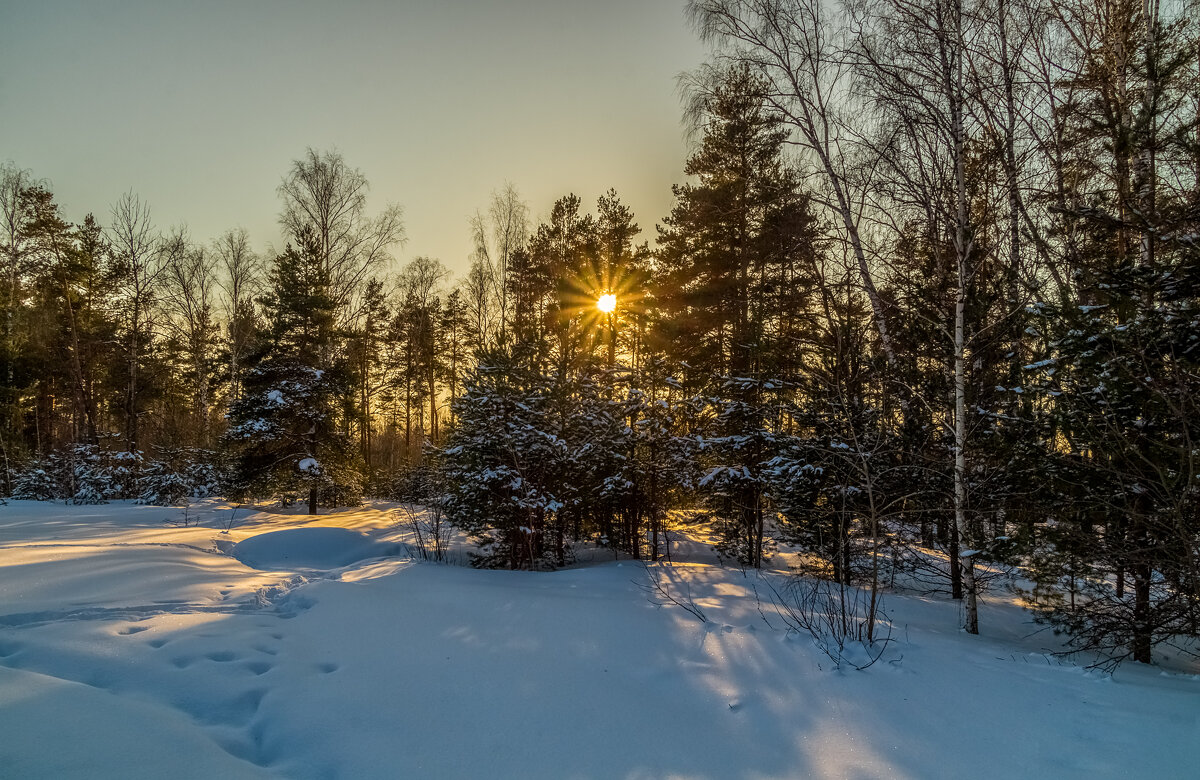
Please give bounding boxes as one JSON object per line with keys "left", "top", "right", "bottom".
{"left": 224, "top": 230, "right": 361, "bottom": 511}
{"left": 1024, "top": 247, "right": 1200, "bottom": 663}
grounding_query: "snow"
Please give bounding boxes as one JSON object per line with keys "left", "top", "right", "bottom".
{"left": 231, "top": 528, "right": 399, "bottom": 571}
{"left": 297, "top": 457, "right": 319, "bottom": 473}
{"left": 266, "top": 390, "right": 284, "bottom": 405}
{"left": 1, "top": 499, "right": 1198, "bottom": 779}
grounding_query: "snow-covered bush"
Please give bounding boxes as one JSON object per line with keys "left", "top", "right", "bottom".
{"left": 8, "top": 445, "right": 144, "bottom": 504}
{"left": 136, "top": 448, "right": 226, "bottom": 506}
{"left": 6, "top": 445, "right": 229, "bottom": 505}
{"left": 9, "top": 463, "right": 59, "bottom": 501}
{"left": 103, "top": 449, "right": 143, "bottom": 500}
{"left": 137, "top": 461, "right": 191, "bottom": 506}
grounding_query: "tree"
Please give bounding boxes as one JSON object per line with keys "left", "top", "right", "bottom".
{"left": 13, "top": 187, "right": 116, "bottom": 457}
{"left": 213, "top": 227, "right": 262, "bottom": 404}
{"left": 656, "top": 64, "right": 818, "bottom": 389}
{"left": 687, "top": 0, "right": 900, "bottom": 366}
{"left": 345, "top": 277, "right": 388, "bottom": 473}
{"left": 277, "top": 148, "right": 405, "bottom": 325}
{"left": 1026, "top": 248, "right": 1200, "bottom": 665}
{"left": 225, "top": 229, "right": 359, "bottom": 513}
{"left": 625, "top": 360, "right": 697, "bottom": 561}
{"left": 468, "top": 184, "right": 530, "bottom": 347}
{"left": 1, "top": 163, "right": 38, "bottom": 476}
{"left": 443, "top": 345, "right": 568, "bottom": 569}
{"left": 392, "top": 256, "right": 449, "bottom": 453}
{"left": 513, "top": 194, "right": 600, "bottom": 367}
{"left": 439, "top": 287, "right": 471, "bottom": 430}
{"left": 1016, "top": 0, "right": 1200, "bottom": 662}
{"left": 107, "top": 192, "right": 166, "bottom": 454}
{"left": 595, "top": 190, "right": 652, "bottom": 372}
{"left": 444, "top": 343, "right": 630, "bottom": 569}
{"left": 160, "top": 228, "right": 220, "bottom": 446}
{"left": 851, "top": 0, "right": 997, "bottom": 625}
{"left": 653, "top": 65, "right": 821, "bottom": 569}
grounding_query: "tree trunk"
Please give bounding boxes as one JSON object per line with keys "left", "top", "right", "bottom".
{"left": 1132, "top": 560, "right": 1152, "bottom": 663}
{"left": 126, "top": 315, "right": 139, "bottom": 452}
{"left": 948, "top": 0, "right": 970, "bottom": 605}
{"left": 429, "top": 361, "right": 438, "bottom": 444}
{"left": 963, "top": 552, "right": 979, "bottom": 634}
{"left": 951, "top": 273, "right": 967, "bottom": 603}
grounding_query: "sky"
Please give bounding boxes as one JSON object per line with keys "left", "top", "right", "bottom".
{"left": 1, "top": 0, "right": 708, "bottom": 277}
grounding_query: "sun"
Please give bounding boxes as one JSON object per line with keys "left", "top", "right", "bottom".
{"left": 597, "top": 293, "right": 617, "bottom": 313}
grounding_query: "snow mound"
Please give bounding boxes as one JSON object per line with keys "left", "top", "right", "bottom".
{"left": 231, "top": 527, "right": 400, "bottom": 571}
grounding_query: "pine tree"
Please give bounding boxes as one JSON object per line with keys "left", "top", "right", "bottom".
{"left": 224, "top": 228, "right": 360, "bottom": 513}
{"left": 655, "top": 64, "right": 817, "bottom": 389}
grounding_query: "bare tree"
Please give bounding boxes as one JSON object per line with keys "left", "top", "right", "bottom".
{"left": 278, "top": 148, "right": 406, "bottom": 324}
{"left": 1, "top": 163, "right": 36, "bottom": 392}
{"left": 213, "top": 228, "right": 262, "bottom": 403}
{"left": 0, "top": 163, "right": 37, "bottom": 476}
{"left": 850, "top": 0, "right": 1036, "bottom": 632}
{"left": 161, "top": 228, "right": 219, "bottom": 446}
{"left": 460, "top": 255, "right": 502, "bottom": 354}
{"left": 107, "top": 192, "right": 166, "bottom": 453}
{"left": 468, "top": 183, "right": 529, "bottom": 347}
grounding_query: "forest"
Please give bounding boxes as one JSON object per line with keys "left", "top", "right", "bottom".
{"left": 2, "top": 0, "right": 1198, "bottom": 668}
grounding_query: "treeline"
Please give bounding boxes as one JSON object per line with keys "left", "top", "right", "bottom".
{"left": 3, "top": 0, "right": 1199, "bottom": 666}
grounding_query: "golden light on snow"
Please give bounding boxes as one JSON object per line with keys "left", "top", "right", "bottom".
{"left": 597, "top": 293, "right": 617, "bottom": 313}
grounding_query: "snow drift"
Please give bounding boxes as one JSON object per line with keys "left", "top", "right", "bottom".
{"left": 231, "top": 527, "right": 400, "bottom": 570}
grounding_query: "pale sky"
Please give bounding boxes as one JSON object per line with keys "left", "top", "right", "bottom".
{"left": 1, "top": 0, "right": 707, "bottom": 277}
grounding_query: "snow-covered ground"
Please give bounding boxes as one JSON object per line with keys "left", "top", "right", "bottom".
{"left": 1, "top": 499, "right": 1197, "bottom": 779}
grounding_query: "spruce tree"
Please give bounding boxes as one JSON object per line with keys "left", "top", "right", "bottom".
{"left": 1025, "top": 250, "right": 1200, "bottom": 664}
{"left": 225, "top": 228, "right": 360, "bottom": 513}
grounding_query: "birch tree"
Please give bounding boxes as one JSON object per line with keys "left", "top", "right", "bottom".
{"left": 213, "top": 228, "right": 262, "bottom": 404}
{"left": 278, "top": 148, "right": 406, "bottom": 325}
{"left": 686, "top": 0, "right": 898, "bottom": 366}
{"left": 107, "top": 192, "right": 165, "bottom": 453}
{"left": 161, "top": 228, "right": 220, "bottom": 446}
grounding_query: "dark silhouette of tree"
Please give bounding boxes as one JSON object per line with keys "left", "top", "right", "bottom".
{"left": 225, "top": 228, "right": 359, "bottom": 513}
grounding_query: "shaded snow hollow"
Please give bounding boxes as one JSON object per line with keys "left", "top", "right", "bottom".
{"left": 231, "top": 527, "right": 400, "bottom": 570}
